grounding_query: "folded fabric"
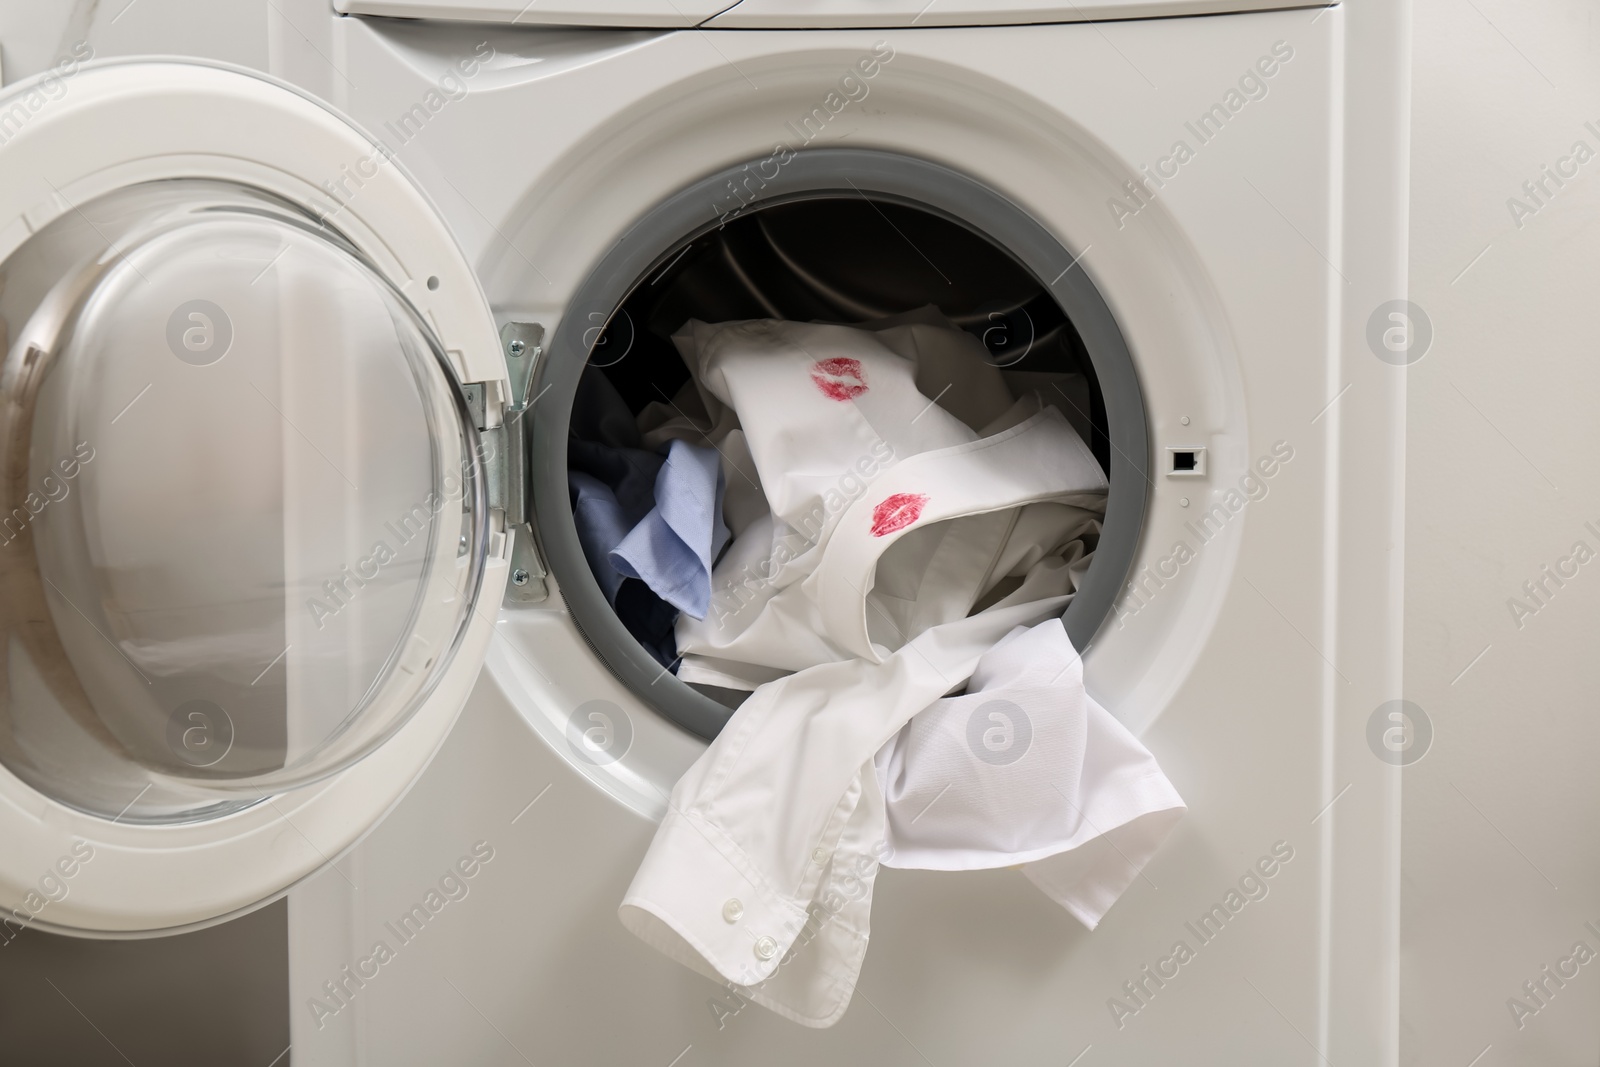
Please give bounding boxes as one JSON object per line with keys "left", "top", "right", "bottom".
{"left": 610, "top": 438, "right": 730, "bottom": 620}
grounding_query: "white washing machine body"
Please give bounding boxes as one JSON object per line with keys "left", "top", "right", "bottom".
{"left": 285, "top": 4, "right": 1408, "bottom": 1064}
{"left": 0, "top": 1, "right": 1409, "bottom": 1063}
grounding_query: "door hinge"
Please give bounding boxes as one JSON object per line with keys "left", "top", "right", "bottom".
{"left": 465, "top": 322, "right": 547, "bottom": 603}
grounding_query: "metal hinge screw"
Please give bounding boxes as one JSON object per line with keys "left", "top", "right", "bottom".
{"left": 507, "top": 339, "right": 526, "bottom": 357}
{"left": 512, "top": 568, "right": 530, "bottom": 586}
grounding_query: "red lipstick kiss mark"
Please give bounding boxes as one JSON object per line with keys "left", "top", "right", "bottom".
{"left": 871, "top": 493, "right": 928, "bottom": 537}
{"left": 810, "top": 357, "right": 868, "bottom": 401}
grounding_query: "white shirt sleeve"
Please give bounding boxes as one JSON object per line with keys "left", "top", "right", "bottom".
{"left": 619, "top": 596, "right": 1070, "bottom": 1026}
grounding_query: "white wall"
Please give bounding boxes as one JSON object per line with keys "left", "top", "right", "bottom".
{"left": 1406, "top": 2, "right": 1600, "bottom": 1063}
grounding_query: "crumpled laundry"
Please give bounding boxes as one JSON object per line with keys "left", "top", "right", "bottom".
{"left": 667, "top": 316, "right": 1107, "bottom": 691}
{"left": 567, "top": 367, "right": 729, "bottom": 665}
{"left": 611, "top": 438, "right": 730, "bottom": 620}
{"left": 876, "top": 617, "right": 1184, "bottom": 919}
{"left": 594, "top": 312, "right": 1183, "bottom": 1026}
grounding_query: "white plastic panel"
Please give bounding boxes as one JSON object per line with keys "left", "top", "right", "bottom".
{"left": 334, "top": 0, "right": 738, "bottom": 26}
{"left": 706, "top": 0, "right": 1326, "bottom": 28}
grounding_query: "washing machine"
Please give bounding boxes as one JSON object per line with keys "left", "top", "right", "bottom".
{"left": 0, "top": 0, "right": 1408, "bottom": 1062}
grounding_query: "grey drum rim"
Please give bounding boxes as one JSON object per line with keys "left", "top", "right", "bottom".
{"left": 531, "top": 149, "right": 1150, "bottom": 741}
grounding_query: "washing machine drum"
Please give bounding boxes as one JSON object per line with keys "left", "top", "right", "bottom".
{"left": 534, "top": 169, "right": 1149, "bottom": 742}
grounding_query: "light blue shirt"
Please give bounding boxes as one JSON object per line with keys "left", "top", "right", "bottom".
{"left": 610, "top": 438, "right": 730, "bottom": 620}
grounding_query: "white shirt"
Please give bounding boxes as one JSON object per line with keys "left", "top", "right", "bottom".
{"left": 618, "top": 318, "right": 1184, "bottom": 1026}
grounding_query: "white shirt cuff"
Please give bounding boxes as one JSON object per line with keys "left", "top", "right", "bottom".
{"left": 619, "top": 805, "right": 811, "bottom": 990}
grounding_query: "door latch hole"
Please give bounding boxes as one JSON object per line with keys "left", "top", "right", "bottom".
{"left": 1167, "top": 446, "right": 1206, "bottom": 477}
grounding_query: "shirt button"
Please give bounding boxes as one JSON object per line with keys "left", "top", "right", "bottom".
{"left": 754, "top": 936, "right": 778, "bottom": 961}
{"left": 722, "top": 899, "right": 743, "bottom": 924}
{"left": 811, "top": 847, "right": 828, "bottom": 865}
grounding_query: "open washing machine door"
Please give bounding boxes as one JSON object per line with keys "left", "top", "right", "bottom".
{"left": 0, "top": 59, "right": 519, "bottom": 937}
